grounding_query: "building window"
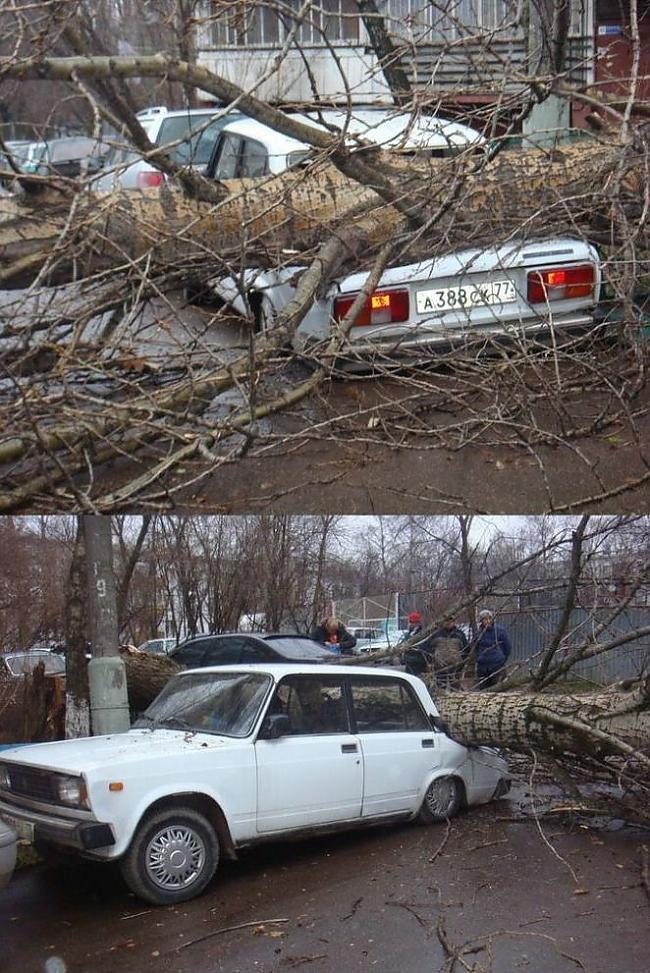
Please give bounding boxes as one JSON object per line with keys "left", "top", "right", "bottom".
{"left": 207, "top": 0, "right": 360, "bottom": 47}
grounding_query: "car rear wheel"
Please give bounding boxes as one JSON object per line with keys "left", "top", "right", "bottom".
{"left": 120, "top": 807, "right": 219, "bottom": 905}
{"left": 418, "top": 776, "right": 463, "bottom": 824}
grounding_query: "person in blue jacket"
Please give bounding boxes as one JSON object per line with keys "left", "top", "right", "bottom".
{"left": 475, "top": 609, "right": 512, "bottom": 688}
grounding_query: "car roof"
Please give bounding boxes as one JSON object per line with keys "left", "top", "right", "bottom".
{"left": 3, "top": 649, "right": 54, "bottom": 658}
{"left": 218, "top": 116, "right": 307, "bottom": 155}
{"left": 219, "top": 108, "right": 484, "bottom": 154}
{"left": 178, "top": 632, "right": 311, "bottom": 641}
{"left": 176, "top": 662, "right": 424, "bottom": 683}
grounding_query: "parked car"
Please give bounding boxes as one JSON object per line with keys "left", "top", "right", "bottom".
{"left": 0, "top": 650, "right": 66, "bottom": 677}
{"left": 215, "top": 237, "right": 603, "bottom": 365}
{"left": 93, "top": 106, "right": 242, "bottom": 191}
{"left": 205, "top": 107, "right": 485, "bottom": 181}
{"left": 0, "top": 817, "right": 17, "bottom": 890}
{"left": 204, "top": 108, "right": 603, "bottom": 362}
{"left": 24, "top": 137, "right": 107, "bottom": 178}
{"left": 354, "top": 630, "right": 409, "bottom": 654}
{"left": 0, "top": 664, "right": 510, "bottom": 904}
{"left": 137, "top": 637, "right": 178, "bottom": 656}
{"left": 170, "top": 632, "right": 337, "bottom": 667}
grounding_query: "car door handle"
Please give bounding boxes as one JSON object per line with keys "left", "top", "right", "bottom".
{"left": 341, "top": 743, "right": 358, "bottom": 754}
{"left": 421, "top": 738, "right": 435, "bottom": 748}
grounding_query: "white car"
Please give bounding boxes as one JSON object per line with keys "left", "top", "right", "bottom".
{"left": 0, "top": 817, "right": 17, "bottom": 889}
{"left": 93, "top": 106, "right": 242, "bottom": 191}
{"left": 137, "top": 637, "right": 178, "bottom": 656}
{"left": 0, "top": 664, "right": 509, "bottom": 905}
{"left": 216, "top": 238, "right": 602, "bottom": 366}
{"left": 206, "top": 107, "right": 485, "bottom": 180}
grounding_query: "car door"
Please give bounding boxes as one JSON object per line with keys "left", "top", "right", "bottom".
{"left": 349, "top": 676, "right": 441, "bottom": 816}
{"left": 255, "top": 675, "right": 362, "bottom": 833}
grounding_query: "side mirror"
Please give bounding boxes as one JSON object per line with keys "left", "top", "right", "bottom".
{"left": 430, "top": 714, "right": 451, "bottom": 735}
{"left": 261, "top": 713, "right": 291, "bottom": 740}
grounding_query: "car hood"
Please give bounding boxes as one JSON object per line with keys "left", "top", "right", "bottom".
{"left": 0, "top": 729, "right": 237, "bottom": 776}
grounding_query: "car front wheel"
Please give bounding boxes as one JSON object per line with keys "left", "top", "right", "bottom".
{"left": 120, "top": 807, "right": 219, "bottom": 905}
{"left": 418, "top": 776, "right": 463, "bottom": 824}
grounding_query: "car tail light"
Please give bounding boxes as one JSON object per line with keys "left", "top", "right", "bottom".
{"left": 527, "top": 264, "right": 595, "bottom": 304}
{"left": 333, "top": 289, "right": 410, "bottom": 328}
{"left": 137, "top": 170, "right": 165, "bottom": 189}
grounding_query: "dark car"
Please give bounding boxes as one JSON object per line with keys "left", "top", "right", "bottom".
{"left": 169, "top": 633, "right": 337, "bottom": 668}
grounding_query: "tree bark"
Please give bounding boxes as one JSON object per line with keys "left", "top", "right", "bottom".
{"left": 119, "top": 645, "right": 180, "bottom": 715}
{"left": 428, "top": 678, "right": 650, "bottom": 764}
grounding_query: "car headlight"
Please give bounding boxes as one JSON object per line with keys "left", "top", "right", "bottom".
{"left": 55, "top": 775, "right": 88, "bottom": 807}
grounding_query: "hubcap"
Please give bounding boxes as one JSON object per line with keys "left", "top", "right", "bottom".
{"left": 426, "top": 779, "right": 456, "bottom": 816}
{"left": 145, "top": 825, "right": 206, "bottom": 890}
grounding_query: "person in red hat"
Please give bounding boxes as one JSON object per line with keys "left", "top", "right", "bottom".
{"left": 407, "top": 611, "right": 423, "bottom": 638}
{"left": 399, "top": 611, "right": 429, "bottom": 675}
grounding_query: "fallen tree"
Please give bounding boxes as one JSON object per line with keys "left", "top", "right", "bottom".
{"left": 0, "top": 56, "right": 648, "bottom": 292}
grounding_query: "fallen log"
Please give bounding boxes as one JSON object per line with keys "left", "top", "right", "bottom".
{"left": 119, "top": 646, "right": 180, "bottom": 715}
{"left": 0, "top": 136, "right": 644, "bottom": 289}
{"left": 428, "top": 678, "right": 650, "bottom": 764}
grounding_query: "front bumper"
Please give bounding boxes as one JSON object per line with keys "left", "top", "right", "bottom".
{"left": 0, "top": 796, "right": 114, "bottom": 850}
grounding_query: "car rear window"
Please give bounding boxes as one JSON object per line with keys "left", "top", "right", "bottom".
{"left": 5, "top": 653, "right": 65, "bottom": 675}
{"left": 158, "top": 114, "right": 235, "bottom": 165}
{"left": 264, "top": 637, "right": 335, "bottom": 659}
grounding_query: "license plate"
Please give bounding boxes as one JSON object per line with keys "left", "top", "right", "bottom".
{"left": 416, "top": 280, "right": 517, "bottom": 314}
{"left": 3, "top": 814, "right": 34, "bottom": 842}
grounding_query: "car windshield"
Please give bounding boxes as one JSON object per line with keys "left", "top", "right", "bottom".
{"left": 263, "top": 637, "right": 335, "bottom": 659}
{"left": 133, "top": 670, "right": 272, "bottom": 737}
{"left": 5, "top": 652, "right": 65, "bottom": 675}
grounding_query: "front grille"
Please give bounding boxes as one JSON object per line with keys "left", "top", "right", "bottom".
{"left": 7, "top": 765, "right": 59, "bottom": 803}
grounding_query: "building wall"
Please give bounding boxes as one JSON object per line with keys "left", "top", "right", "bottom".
{"left": 197, "top": 0, "right": 594, "bottom": 105}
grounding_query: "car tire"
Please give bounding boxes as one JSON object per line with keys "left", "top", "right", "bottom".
{"left": 119, "top": 807, "right": 219, "bottom": 905}
{"left": 418, "top": 776, "right": 463, "bottom": 824}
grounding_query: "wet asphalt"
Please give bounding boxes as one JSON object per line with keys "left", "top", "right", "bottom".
{"left": 2, "top": 789, "right": 649, "bottom": 973}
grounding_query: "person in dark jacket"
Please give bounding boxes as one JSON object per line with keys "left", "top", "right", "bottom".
{"left": 404, "top": 611, "right": 423, "bottom": 639}
{"left": 475, "top": 609, "right": 512, "bottom": 688}
{"left": 310, "top": 617, "right": 356, "bottom": 656}
{"left": 427, "top": 615, "right": 470, "bottom": 689}
{"left": 400, "top": 612, "right": 430, "bottom": 675}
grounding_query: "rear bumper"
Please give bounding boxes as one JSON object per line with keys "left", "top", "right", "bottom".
{"left": 295, "top": 311, "right": 601, "bottom": 369}
{"left": 0, "top": 797, "right": 115, "bottom": 851}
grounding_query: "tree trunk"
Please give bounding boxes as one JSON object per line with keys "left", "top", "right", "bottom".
{"left": 0, "top": 137, "right": 642, "bottom": 289}
{"left": 428, "top": 679, "right": 650, "bottom": 764}
{"left": 119, "top": 646, "right": 180, "bottom": 716}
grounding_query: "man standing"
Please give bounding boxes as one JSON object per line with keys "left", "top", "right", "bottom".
{"left": 427, "top": 615, "right": 470, "bottom": 689}
{"left": 475, "top": 609, "right": 512, "bottom": 688}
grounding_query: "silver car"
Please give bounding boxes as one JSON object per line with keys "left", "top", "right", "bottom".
{"left": 216, "top": 238, "right": 602, "bottom": 366}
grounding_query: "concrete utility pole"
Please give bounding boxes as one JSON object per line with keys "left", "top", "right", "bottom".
{"left": 83, "top": 516, "right": 130, "bottom": 735}
{"left": 522, "top": 0, "right": 572, "bottom": 148}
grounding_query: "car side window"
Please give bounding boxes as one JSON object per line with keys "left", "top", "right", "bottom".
{"left": 239, "top": 138, "right": 268, "bottom": 178}
{"left": 172, "top": 642, "right": 207, "bottom": 667}
{"left": 214, "top": 133, "right": 242, "bottom": 179}
{"left": 201, "top": 638, "right": 244, "bottom": 665}
{"left": 271, "top": 676, "right": 349, "bottom": 735}
{"left": 350, "top": 678, "right": 430, "bottom": 733}
{"left": 240, "top": 639, "right": 275, "bottom": 663}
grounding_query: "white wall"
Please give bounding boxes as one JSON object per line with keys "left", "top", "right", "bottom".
{"left": 198, "top": 47, "right": 392, "bottom": 104}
